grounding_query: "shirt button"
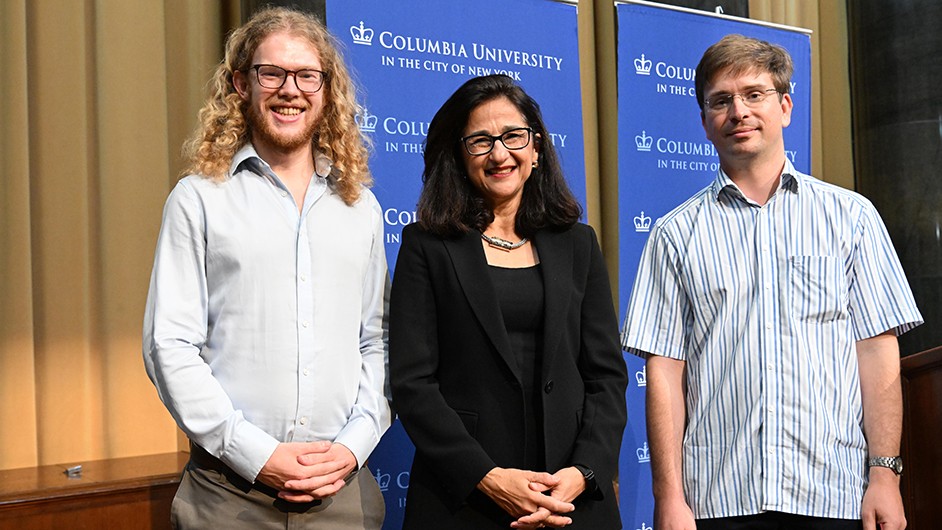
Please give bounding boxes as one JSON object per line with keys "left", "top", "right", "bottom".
{"left": 767, "top": 364, "right": 773, "bottom": 370}
{"left": 544, "top": 381, "right": 554, "bottom": 394}
{"left": 766, "top": 322, "right": 773, "bottom": 329}
{"left": 302, "top": 320, "right": 310, "bottom": 328}
{"left": 299, "top": 417, "right": 307, "bottom": 425}
{"left": 300, "top": 274, "right": 307, "bottom": 282}
{"left": 762, "top": 245, "right": 769, "bottom": 251}
{"left": 768, "top": 406, "right": 774, "bottom": 413}
{"left": 280, "top": 190, "right": 288, "bottom": 197}
{"left": 764, "top": 283, "right": 771, "bottom": 290}
{"left": 303, "top": 368, "right": 310, "bottom": 376}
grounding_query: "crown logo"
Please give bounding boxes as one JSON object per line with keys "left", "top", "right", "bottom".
{"left": 373, "top": 468, "right": 391, "bottom": 491}
{"left": 355, "top": 107, "right": 378, "bottom": 133}
{"left": 635, "top": 131, "right": 653, "bottom": 151}
{"left": 634, "top": 54, "right": 652, "bottom": 75}
{"left": 637, "top": 523, "right": 653, "bottom": 530}
{"left": 635, "top": 365, "right": 647, "bottom": 386}
{"left": 350, "top": 21, "right": 374, "bottom": 45}
{"left": 634, "top": 211, "right": 651, "bottom": 233}
{"left": 637, "top": 442, "right": 650, "bottom": 463}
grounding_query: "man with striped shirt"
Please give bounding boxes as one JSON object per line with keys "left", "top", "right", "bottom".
{"left": 622, "top": 34, "right": 922, "bottom": 530}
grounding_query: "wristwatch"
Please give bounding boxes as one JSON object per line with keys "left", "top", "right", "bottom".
{"left": 573, "top": 464, "right": 598, "bottom": 495}
{"left": 868, "top": 456, "right": 903, "bottom": 475}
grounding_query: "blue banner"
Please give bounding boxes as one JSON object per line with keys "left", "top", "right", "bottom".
{"left": 326, "top": 2, "right": 585, "bottom": 527}
{"left": 327, "top": 0, "right": 585, "bottom": 273}
{"left": 616, "top": 3, "right": 812, "bottom": 529}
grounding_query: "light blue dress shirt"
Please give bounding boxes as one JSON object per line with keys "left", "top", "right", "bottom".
{"left": 622, "top": 160, "right": 922, "bottom": 519}
{"left": 143, "top": 144, "right": 391, "bottom": 482}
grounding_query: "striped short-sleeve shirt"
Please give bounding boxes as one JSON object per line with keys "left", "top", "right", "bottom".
{"left": 621, "top": 160, "right": 923, "bottom": 519}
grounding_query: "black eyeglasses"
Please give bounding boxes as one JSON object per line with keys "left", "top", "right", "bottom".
{"left": 703, "top": 88, "right": 781, "bottom": 113}
{"left": 461, "top": 127, "right": 534, "bottom": 156}
{"left": 250, "top": 64, "right": 327, "bottom": 93}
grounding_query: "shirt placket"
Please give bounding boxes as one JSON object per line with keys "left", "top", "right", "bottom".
{"left": 294, "top": 177, "right": 326, "bottom": 440}
{"left": 295, "top": 218, "right": 315, "bottom": 439}
{"left": 756, "top": 195, "right": 783, "bottom": 511}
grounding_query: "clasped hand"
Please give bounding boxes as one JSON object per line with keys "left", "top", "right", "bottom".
{"left": 256, "top": 441, "right": 358, "bottom": 503}
{"left": 478, "top": 466, "right": 586, "bottom": 529}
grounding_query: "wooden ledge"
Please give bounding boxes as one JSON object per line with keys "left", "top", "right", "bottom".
{"left": 901, "top": 345, "right": 942, "bottom": 376}
{"left": 0, "top": 452, "right": 187, "bottom": 508}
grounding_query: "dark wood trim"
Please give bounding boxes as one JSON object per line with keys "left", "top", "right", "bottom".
{"left": 0, "top": 452, "right": 187, "bottom": 529}
{"left": 900, "top": 345, "right": 942, "bottom": 529}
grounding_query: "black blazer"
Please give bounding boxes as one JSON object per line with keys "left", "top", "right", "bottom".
{"left": 389, "top": 222, "right": 628, "bottom": 529}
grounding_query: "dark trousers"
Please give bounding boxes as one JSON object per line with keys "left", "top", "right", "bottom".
{"left": 696, "top": 512, "right": 862, "bottom": 530}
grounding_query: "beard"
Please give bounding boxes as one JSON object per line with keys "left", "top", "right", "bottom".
{"left": 245, "top": 99, "right": 320, "bottom": 153}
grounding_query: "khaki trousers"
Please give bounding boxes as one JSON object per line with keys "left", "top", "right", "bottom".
{"left": 171, "top": 449, "right": 385, "bottom": 529}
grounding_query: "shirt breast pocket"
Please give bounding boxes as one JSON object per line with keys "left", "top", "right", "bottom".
{"left": 789, "top": 256, "right": 848, "bottom": 322}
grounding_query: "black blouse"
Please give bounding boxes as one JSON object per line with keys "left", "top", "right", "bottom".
{"left": 488, "top": 263, "right": 545, "bottom": 470}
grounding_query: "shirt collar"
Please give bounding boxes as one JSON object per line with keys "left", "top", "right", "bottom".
{"left": 710, "top": 157, "right": 801, "bottom": 202}
{"left": 228, "top": 143, "right": 334, "bottom": 184}
{"left": 229, "top": 144, "right": 268, "bottom": 178}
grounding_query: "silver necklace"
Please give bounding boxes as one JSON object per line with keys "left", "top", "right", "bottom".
{"left": 480, "top": 231, "right": 529, "bottom": 252}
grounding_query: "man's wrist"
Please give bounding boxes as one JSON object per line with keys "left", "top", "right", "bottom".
{"left": 868, "top": 455, "right": 903, "bottom": 475}
{"left": 652, "top": 480, "right": 687, "bottom": 502}
{"left": 868, "top": 465, "right": 902, "bottom": 485}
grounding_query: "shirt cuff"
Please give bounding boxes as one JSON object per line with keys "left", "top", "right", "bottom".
{"left": 222, "top": 422, "right": 281, "bottom": 482}
{"left": 333, "top": 416, "right": 380, "bottom": 469}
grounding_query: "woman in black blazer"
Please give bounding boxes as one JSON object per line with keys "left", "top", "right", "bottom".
{"left": 389, "top": 75, "right": 628, "bottom": 529}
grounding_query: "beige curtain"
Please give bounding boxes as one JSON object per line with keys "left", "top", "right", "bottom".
{"left": 0, "top": 0, "right": 851, "bottom": 471}
{"left": 0, "top": 0, "right": 236, "bottom": 470}
{"left": 749, "top": 0, "right": 854, "bottom": 189}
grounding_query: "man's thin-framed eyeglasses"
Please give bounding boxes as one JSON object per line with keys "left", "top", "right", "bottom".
{"left": 461, "top": 127, "right": 534, "bottom": 156}
{"left": 250, "top": 64, "right": 327, "bottom": 93}
{"left": 704, "top": 88, "right": 781, "bottom": 113}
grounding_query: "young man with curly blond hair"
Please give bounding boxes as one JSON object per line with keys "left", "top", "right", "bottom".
{"left": 143, "top": 7, "right": 390, "bottom": 529}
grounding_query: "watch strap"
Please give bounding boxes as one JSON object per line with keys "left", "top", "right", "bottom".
{"left": 573, "top": 464, "right": 598, "bottom": 494}
{"left": 867, "top": 456, "right": 903, "bottom": 475}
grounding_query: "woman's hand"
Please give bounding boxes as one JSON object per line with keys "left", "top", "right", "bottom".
{"left": 512, "top": 467, "right": 586, "bottom": 528}
{"left": 529, "top": 466, "right": 586, "bottom": 503}
{"left": 477, "top": 467, "right": 575, "bottom": 528}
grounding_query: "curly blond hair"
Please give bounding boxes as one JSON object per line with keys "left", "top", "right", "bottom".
{"left": 182, "top": 6, "right": 371, "bottom": 205}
